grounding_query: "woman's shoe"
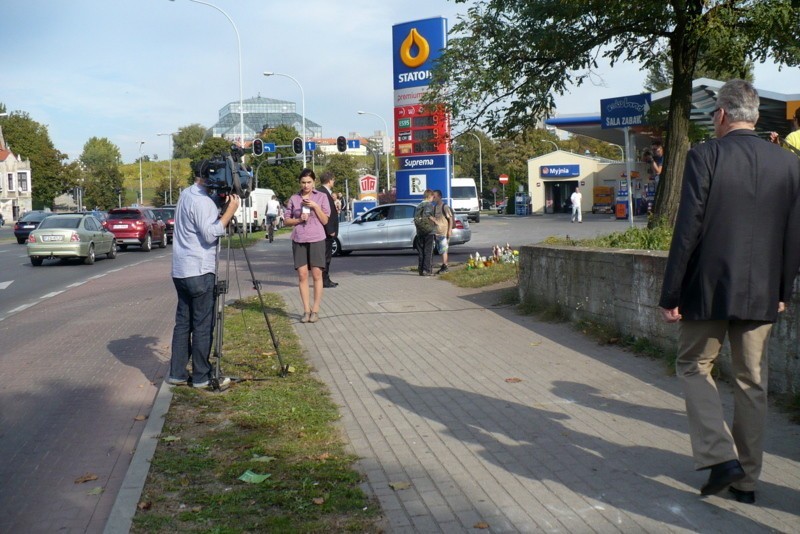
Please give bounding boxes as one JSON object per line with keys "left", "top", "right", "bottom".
{"left": 309, "top": 311, "right": 319, "bottom": 323}
{"left": 301, "top": 312, "right": 311, "bottom": 323}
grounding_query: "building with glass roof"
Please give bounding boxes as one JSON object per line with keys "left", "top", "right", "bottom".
{"left": 209, "top": 96, "right": 322, "bottom": 142}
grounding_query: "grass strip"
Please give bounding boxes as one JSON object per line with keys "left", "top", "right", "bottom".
{"left": 132, "top": 294, "right": 381, "bottom": 533}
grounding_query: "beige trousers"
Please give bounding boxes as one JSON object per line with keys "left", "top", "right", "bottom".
{"left": 677, "top": 320, "right": 773, "bottom": 492}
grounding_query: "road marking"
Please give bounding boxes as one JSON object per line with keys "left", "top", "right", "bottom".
{"left": 6, "top": 303, "right": 35, "bottom": 314}
{"left": 0, "top": 281, "right": 12, "bottom": 290}
{"left": 66, "top": 282, "right": 86, "bottom": 288}
{"left": 40, "top": 291, "right": 64, "bottom": 299}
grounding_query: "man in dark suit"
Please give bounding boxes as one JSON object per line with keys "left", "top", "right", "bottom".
{"left": 318, "top": 171, "right": 339, "bottom": 288}
{"left": 660, "top": 79, "right": 800, "bottom": 504}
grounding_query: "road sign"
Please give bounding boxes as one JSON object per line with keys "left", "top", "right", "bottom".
{"left": 347, "top": 139, "right": 361, "bottom": 149}
{"left": 263, "top": 143, "right": 276, "bottom": 153}
{"left": 498, "top": 174, "right": 509, "bottom": 184}
{"left": 305, "top": 141, "right": 317, "bottom": 151}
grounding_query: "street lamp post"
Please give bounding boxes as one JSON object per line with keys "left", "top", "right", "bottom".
{"left": 157, "top": 132, "right": 177, "bottom": 203}
{"left": 466, "top": 131, "right": 483, "bottom": 201}
{"left": 263, "top": 71, "right": 305, "bottom": 167}
{"left": 171, "top": 0, "right": 244, "bottom": 149}
{"left": 138, "top": 141, "right": 145, "bottom": 205}
{"left": 541, "top": 139, "right": 559, "bottom": 152}
{"left": 357, "top": 111, "right": 391, "bottom": 192}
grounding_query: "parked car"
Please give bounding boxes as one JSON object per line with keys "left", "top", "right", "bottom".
{"left": 332, "top": 203, "right": 471, "bottom": 256}
{"left": 14, "top": 211, "right": 53, "bottom": 244}
{"left": 151, "top": 206, "right": 175, "bottom": 244}
{"left": 27, "top": 213, "right": 117, "bottom": 266}
{"left": 496, "top": 201, "right": 507, "bottom": 214}
{"left": 105, "top": 207, "right": 167, "bottom": 251}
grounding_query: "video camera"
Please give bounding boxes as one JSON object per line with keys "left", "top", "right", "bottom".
{"left": 200, "top": 145, "right": 253, "bottom": 208}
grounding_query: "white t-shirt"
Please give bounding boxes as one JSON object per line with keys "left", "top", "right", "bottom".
{"left": 570, "top": 191, "right": 582, "bottom": 206}
{"left": 266, "top": 198, "right": 280, "bottom": 216}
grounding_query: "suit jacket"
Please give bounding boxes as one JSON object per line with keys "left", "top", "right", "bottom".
{"left": 317, "top": 185, "right": 339, "bottom": 237}
{"left": 659, "top": 129, "right": 800, "bottom": 321}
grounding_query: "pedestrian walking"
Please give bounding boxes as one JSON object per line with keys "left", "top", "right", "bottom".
{"left": 659, "top": 79, "right": 800, "bottom": 504}
{"left": 570, "top": 186, "right": 582, "bottom": 223}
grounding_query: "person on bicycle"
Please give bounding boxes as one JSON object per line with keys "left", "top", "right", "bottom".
{"left": 266, "top": 195, "right": 281, "bottom": 242}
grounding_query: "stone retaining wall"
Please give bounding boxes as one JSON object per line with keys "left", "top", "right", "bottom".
{"left": 518, "top": 244, "right": 800, "bottom": 394}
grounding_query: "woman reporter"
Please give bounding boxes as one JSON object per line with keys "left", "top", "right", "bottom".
{"left": 285, "top": 168, "right": 330, "bottom": 323}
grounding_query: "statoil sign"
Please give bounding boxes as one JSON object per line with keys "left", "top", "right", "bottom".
{"left": 392, "top": 17, "right": 447, "bottom": 91}
{"left": 392, "top": 17, "right": 451, "bottom": 204}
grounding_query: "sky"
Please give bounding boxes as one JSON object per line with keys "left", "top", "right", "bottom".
{"left": 3, "top": 0, "right": 799, "bottom": 164}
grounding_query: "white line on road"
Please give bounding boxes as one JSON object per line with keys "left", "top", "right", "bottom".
{"left": 0, "top": 281, "right": 13, "bottom": 290}
{"left": 40, "top": 291, "right": 64, "bottom": 299}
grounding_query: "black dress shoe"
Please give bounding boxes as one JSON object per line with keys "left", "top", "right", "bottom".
{"left": 323, "top": 281, "right": 338, "bottom": 288}
{"left": 729, "top": 487, "right": 755, "bottom": 504}
{"left": 700, "top": 459, "right": 745, "bottom": 496}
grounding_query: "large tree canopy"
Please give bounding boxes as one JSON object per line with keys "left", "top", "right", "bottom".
{"left": 173, "top": 124, "right": 208, "bottom": 160}
{"left": 0, "top": 110, "right": 68, "bottom": 208}
{"left": 80, "top": 137, "right": 124, "bottom": 210}
{"left": 430, "top": 0, "right": 800, "bottom": 224}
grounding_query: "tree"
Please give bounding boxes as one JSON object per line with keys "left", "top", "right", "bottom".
{"left": 80, "top": 137, "right": 124, "bottom": 210}
{"left": 0, "top": 110, "right": 68, "bottom": 208}
{"left": 250, "top": 125, "right": 305, "bottom": 202}
{"left": 428, "top": 1, "right": 800, "bottom": 225}
{"left": 323, "top": 154, "right": 360, "bottom": 204}
{"left": 643, "top": 49, "right": 755, "bottom": 93}
{"left": 173, "top": 124, "right": 208, "bottom": 159}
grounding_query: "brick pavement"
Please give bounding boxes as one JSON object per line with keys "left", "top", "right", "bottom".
{"left": 0, "top": 254, "right": 175, "bottom": 533}
{"left": 278, "top": 254, "right": 800, "bottom": 533}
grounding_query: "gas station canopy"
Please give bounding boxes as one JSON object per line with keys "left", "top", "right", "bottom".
{"left": 546, "top": 78, "right": 800, "bottom": 146}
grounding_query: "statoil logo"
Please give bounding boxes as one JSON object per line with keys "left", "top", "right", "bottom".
{"left": 400, "top": 28, "right": 430, "bottom": 68}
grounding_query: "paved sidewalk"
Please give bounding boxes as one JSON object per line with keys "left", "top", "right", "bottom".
{"left": 279, "top": 261, "right": 800, "bottom": 532}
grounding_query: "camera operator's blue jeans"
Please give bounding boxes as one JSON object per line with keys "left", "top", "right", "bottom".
{"left": 170, "top": 273, "right": 216, "bottom": 384}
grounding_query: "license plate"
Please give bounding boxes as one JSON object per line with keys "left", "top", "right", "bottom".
{"left": 42, "top": 235, "right": 63, "bottom": 242}
{"left": 23, "top": 224, "right": 35, "bottom": 229}
{"left": 113, "top": 224, "right": 128, "bottom": 229}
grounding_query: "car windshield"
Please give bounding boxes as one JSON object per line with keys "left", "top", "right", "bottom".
{"left": 108, "top": 211, "right": 142, "bottom": 220}
{"left": 152, "top": 209, "right": 173, "bottom": 221}
{"left": 451, "top": 186, "right": 477, "bottom": 199}
{"left": 39, "top": 217, "right": 81, "bottom": 229}
{"left": 20, "top": 212, "right": 49, "bottom": 222}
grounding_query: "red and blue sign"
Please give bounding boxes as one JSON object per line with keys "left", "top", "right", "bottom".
{"left": 392, "top": 17, "right": 451, "bottom": 203}
{"left": 540, "top": 164, "right": 580, "bottom": 178}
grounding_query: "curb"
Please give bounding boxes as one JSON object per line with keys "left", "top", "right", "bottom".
{"left": 103, "top": 380, "right": 174, "bottom": 534}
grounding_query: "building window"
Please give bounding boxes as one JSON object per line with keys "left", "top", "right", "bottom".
{"left": 18, "top": 172, "right": 29, "bottom": 192}
{"left": 7, "top": 173, "right": 14, "bottom": 192}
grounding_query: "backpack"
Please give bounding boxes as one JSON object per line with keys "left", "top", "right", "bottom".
{"left": 414, "top": 201, "right": 435, "bottom": 236}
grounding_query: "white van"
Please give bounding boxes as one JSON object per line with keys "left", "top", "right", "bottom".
{"left": 450, "top": 177, "right": 480, "bottom": 222}
{"left": 235, "top": 188, "right": 275, "bottom": 231}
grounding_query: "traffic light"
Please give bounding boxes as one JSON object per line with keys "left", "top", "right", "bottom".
{"left": 252, "top": 138, "right": 264, "bottom": 156}
{"left": 293, "top": 137, "right": 303, "bottom": 155}
{"left": 337, "top": 135, "right": 347, "bottom": 153}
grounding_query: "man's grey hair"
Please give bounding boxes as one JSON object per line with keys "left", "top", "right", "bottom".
{"left": 716, "top": 79, "right": 760, "bottom": 124}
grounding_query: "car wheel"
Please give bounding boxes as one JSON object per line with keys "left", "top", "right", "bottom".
{"left": 83, "top": 245, "right": 96, "bottom": 265}
{"left": 17, "top": 238, "right": 26, "bottom": 244}
{"left": 119, "top": 244, "right": 128, "bottom": 251}
{"left": 474, "top": 214, "right": 480, "bottom": 223}
{"left": 332, "top": 238, "right": 342, "bottom": 257}
{"left": 107, "top": 240, "right": 117, "bottom": 259}
{"left": 159, "top": 235, "right": 167, "bottom": 248}
{"left": 30, "top": 257, "right": 43, "bottom": 266}
{"left": 141, "top": 234, "right": 152, "bottom": 252}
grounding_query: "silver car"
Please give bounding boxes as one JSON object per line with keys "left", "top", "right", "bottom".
{"left": 27, "top": 213, "right": 117, "bottom": 266}
{"left": 333, "top": 202, "right": 471, "bottom": 256}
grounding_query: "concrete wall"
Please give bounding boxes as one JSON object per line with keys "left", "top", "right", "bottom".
{"left": 518, "top": 244, "right": 800, "bottom": 395}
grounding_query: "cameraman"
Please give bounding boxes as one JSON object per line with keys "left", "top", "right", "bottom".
{"left": 167, "top": 171, "right": 240, "bottom": 389}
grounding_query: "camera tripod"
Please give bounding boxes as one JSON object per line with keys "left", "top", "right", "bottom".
{"left": 208, "top": 216, "right": 289, "bottom": 391}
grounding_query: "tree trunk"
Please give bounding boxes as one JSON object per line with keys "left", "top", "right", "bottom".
{"left": 653, "top": 1, "right": 701, "bottom": 227}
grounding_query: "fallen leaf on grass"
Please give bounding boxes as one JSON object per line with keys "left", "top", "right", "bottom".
{"left": 251, "top": 455, "right": 276, "bottom": 463}
{"left": 389, "top": 481, "right": 412, "bottom": 491}
{"left": 87, "top": 487, "right": 104, "bottom": 496}
{"left": 317, "top": 452, "right": 331, "bottom": 461}
{"left": 238, "top": 470, "right": 271, "bottom": 484}
{"left": 74, "top": 473, "right": 98, "bottom": 484}
{"left": 505, "top": 377, "right": 522, "bottom": 383}
{"left": 134, "top": 415, "right": 148, "bottom": 421}
{"left": 530, "top": 341, "right": 542, "bottom": 346}
{"left": 137, "top": 501, "right": 152, "bottom": 511}
{"left": 286, "top": 366, "right": 296, "bottom": 374}
{"left": 192, "top": 506, "right": 203, "bottom": 513}
{"left": 474, "top": 521, "right": 490, "bottom": 529}
{"left": 161, "top": 435, "right": 181, "bottom": 442}
{"left": 312, "top": 497, "right": 325, "bottom": 505}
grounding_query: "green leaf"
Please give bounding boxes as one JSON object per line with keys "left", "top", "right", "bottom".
{"left": 238, "top": 470, "right": 271, "bottom": 484}
{"left": 87, "top": 487, "right": 104, "bottom": 495}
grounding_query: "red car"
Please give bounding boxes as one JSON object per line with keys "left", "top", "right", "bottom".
{"left": 105, "top": 207, "right": 167, "bottom": 251}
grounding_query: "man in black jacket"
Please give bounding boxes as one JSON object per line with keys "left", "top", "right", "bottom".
{"left": 659, "top": 79, "right": 800, "bottom": 504}
{"left": 318, "top": 171, "right": 339, "bottom": 288}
